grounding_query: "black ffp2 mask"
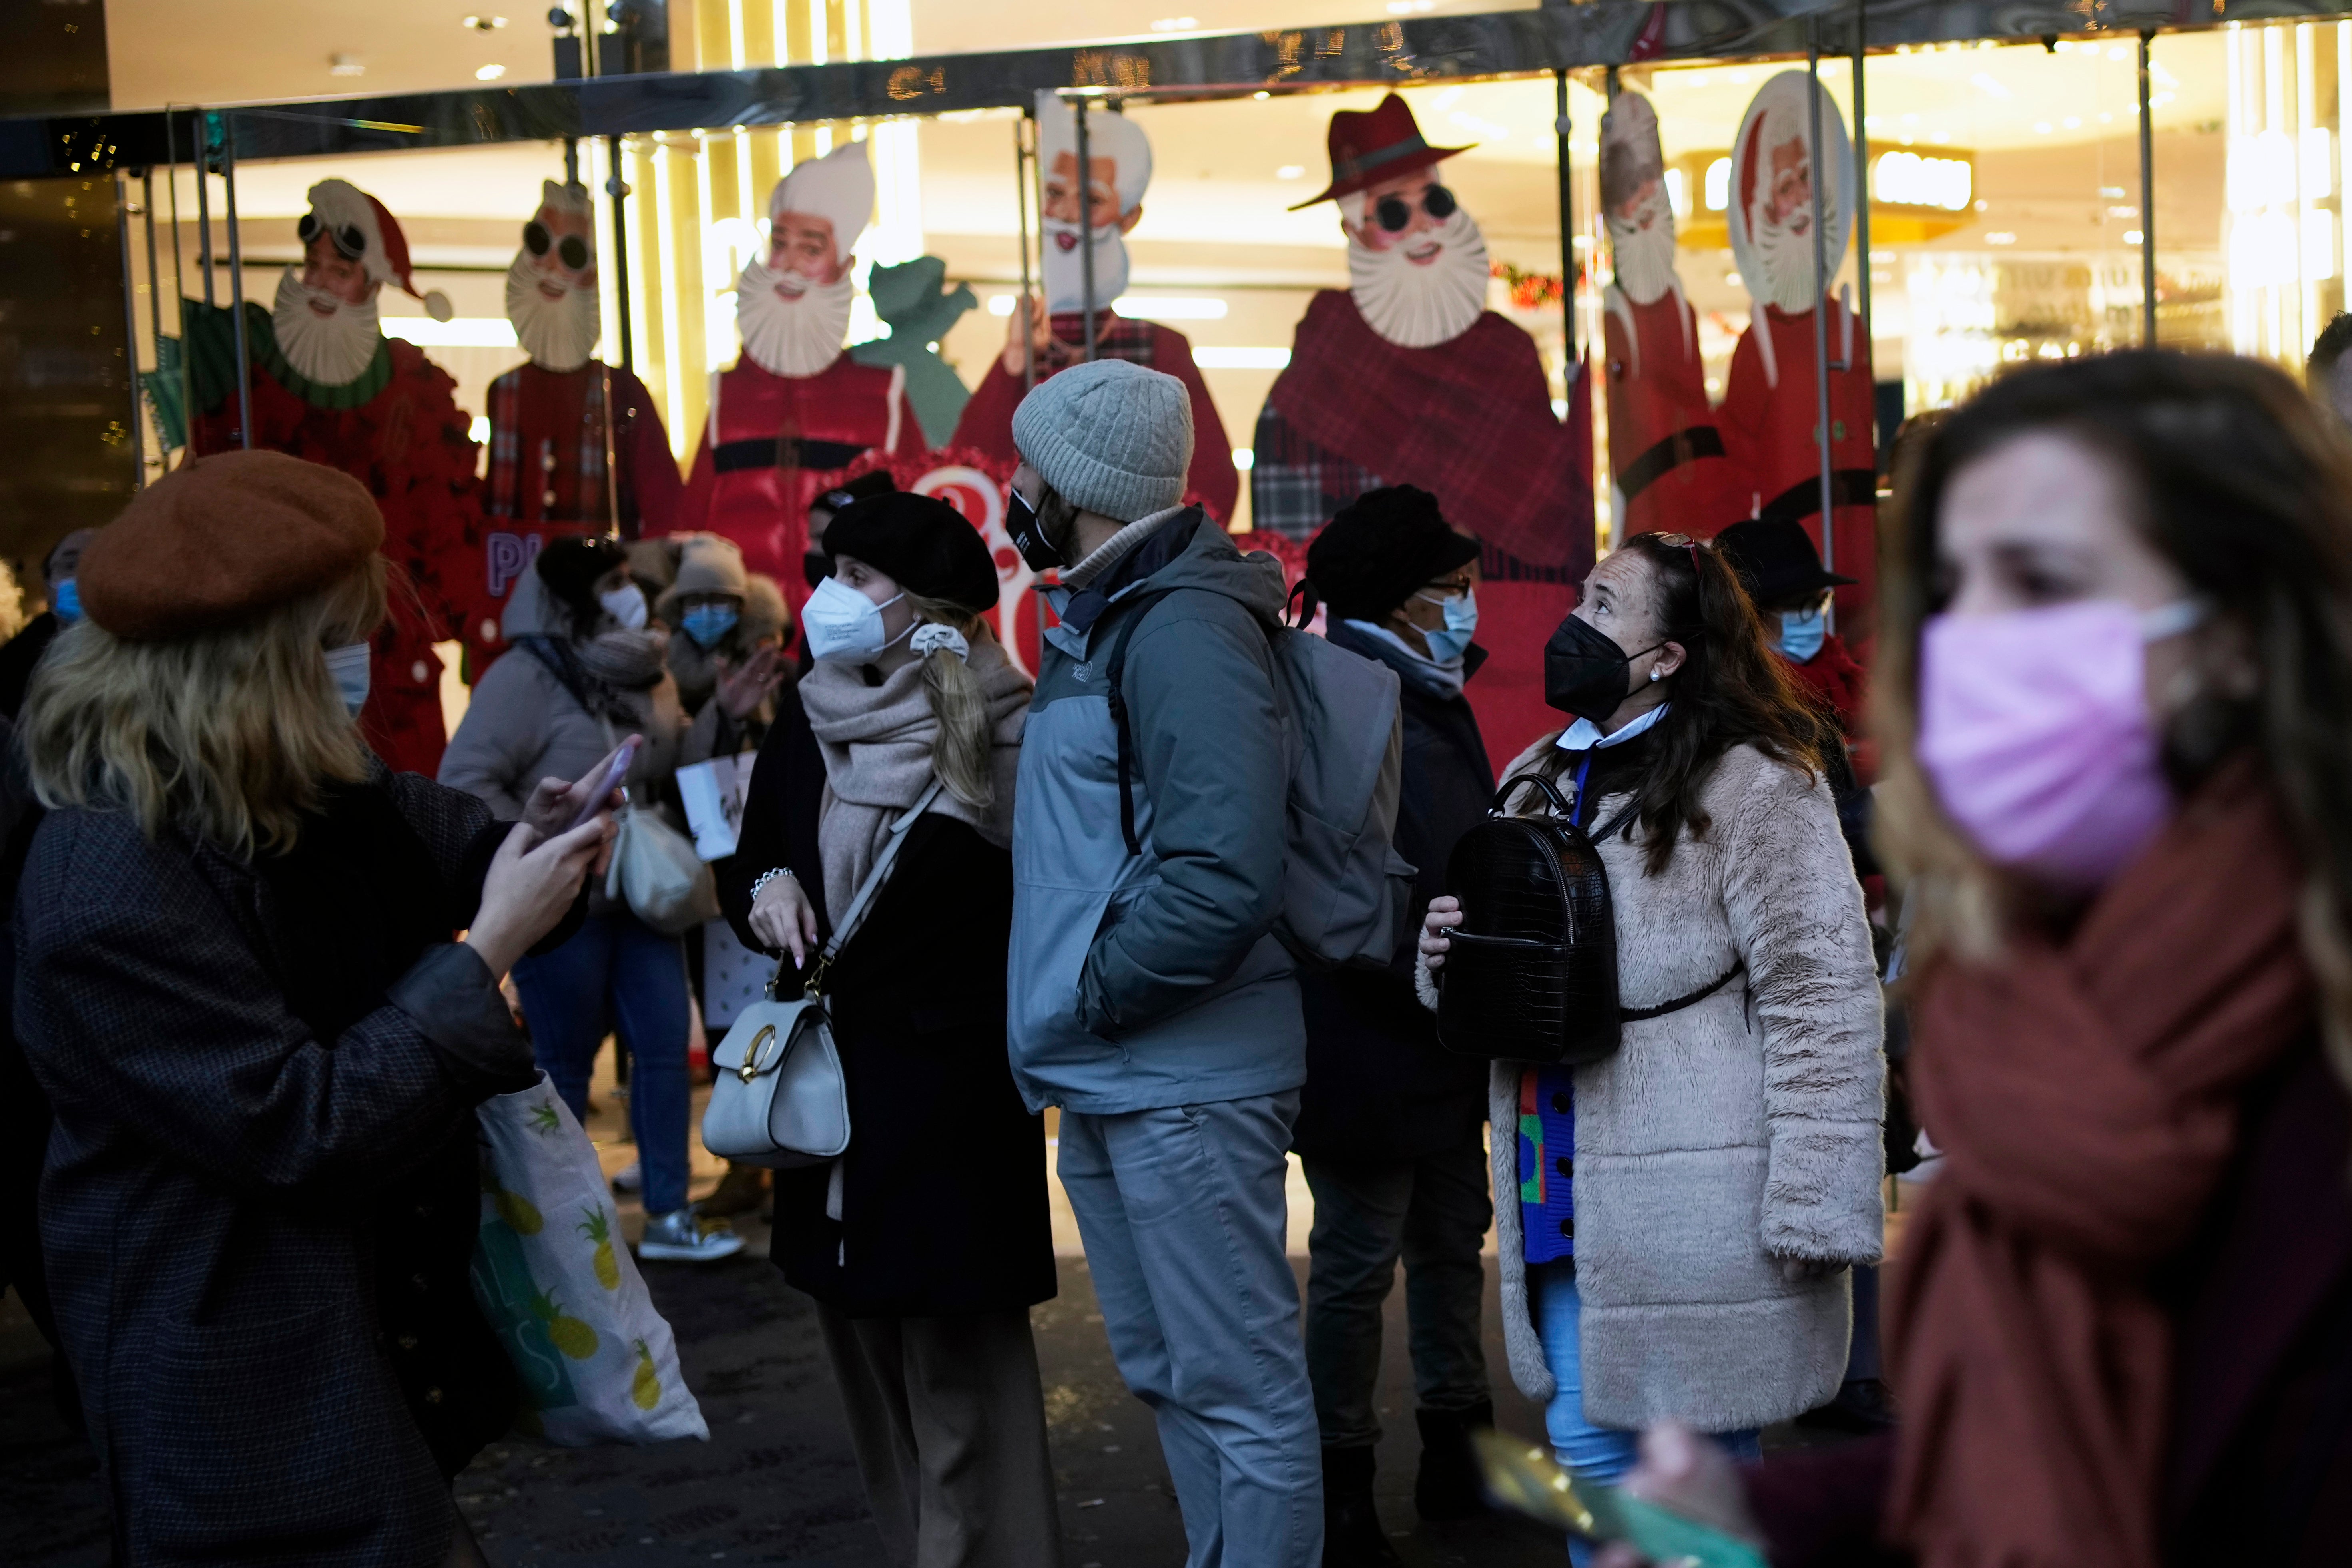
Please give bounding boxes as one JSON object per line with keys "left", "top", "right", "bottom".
{"left": 1544, "top": 613, "right": 1664, "bottom": 723}
{"left": 1005, "top": 484, "right": 1066, "bottom": 574}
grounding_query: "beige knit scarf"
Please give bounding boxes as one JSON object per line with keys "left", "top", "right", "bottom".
{"left": 797, "top": 632, "right": 1030, "bottom": 926}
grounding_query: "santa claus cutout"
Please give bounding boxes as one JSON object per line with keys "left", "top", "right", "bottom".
{"left": 1717, "top": 72, "right": 1877, "bottom": 643}
{"left": 951, "top": 95, "right": 1236, "bottom": 523}
{"left": 678, "top": 141, "right": 917, "bottom": 594}
{"left": 1254, "top": 92, "right": 1592, "bottom": 765}
{"left": 1599, "top": 91, "right": 1745, "bottom": 538}
{"left": 182, "top": 178, "right": 483, "bottom": 776}
{"left": 469, "top": 180, "right": 682, "bottom": 674}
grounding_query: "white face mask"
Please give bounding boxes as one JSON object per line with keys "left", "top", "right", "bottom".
{"left": 599, "top": 582, "right": 649, "bottom": 631}
{"left": 801, "top": 576, "right": 907, "bottom": 665}
{"left": 323, "top": 641, "right": 372, "bottom": 716}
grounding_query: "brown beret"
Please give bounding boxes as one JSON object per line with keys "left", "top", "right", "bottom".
{"left": 79, "top": 451, "right": 385, "bottom": 641}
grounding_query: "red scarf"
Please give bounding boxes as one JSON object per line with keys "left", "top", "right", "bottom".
{"left": 1885, "top": 763, "right": 2314, "bottom": 1568}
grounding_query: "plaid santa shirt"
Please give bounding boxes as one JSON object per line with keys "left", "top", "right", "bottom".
{"left": 484, "top": 361, "right": 678, "bottom": 536}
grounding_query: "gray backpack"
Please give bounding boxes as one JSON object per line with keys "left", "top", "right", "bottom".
{"left": 1102, "top": 589, "right": 1415, "bottom": 970}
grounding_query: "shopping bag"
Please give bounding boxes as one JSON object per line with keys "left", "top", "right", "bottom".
{"left": 470, "top": 1073, "right": 710, "bottom": 1446}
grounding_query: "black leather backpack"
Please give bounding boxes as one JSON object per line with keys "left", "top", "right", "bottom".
{"left": 1437, "top": 771, "right": 1742, "bottom": 1065}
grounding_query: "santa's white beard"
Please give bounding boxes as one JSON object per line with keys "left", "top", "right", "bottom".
{"left": 1040, "top": 219, "right": 1130, "bottom": 315}
{"left": 735, "top": 257, "right": 853, "bottom": 379}
{"left": 1749, "top": 209, "right": 1827, "bottom": 315}
{"left": 507, "top": 251, "right": 601, "bottom": 372}
{"left": 272, "top": 269, "right": 381, "bottom": 387}
{"left": 1607, "top": 198, "right": 1680, "bottom": 307}
{"left": 1348, "top": 208, "right": 1490, "bottom": 350}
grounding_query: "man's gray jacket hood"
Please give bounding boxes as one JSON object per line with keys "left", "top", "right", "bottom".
{"left": 1007, "top": 508, "right": 1303, "bottom": 1114}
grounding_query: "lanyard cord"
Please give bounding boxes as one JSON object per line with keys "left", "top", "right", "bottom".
{"left": 1572, "top": 751, "right": 1595, "bottom": 829}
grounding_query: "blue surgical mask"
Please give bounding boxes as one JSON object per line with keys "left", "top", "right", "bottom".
{"left": 680, "top": 604, "right": 739, "bottom": 649}
{"left": 323, "top": 641, "right": 372, "bottom": 716}
{"left": 1776, "top": 605, "right": 1826, "bottom": 664}
{"left": 1415, "top": 586, "right": 1479, "bottom": 665}
{"left": 599, "top": 582, "right": 649, "bottom": 631}
{"left": 52, "top": 578, "right": 81, "bottom": 624}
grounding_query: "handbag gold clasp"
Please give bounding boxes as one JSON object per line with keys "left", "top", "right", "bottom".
{"left": 737, "top": 1023, "right": 779, "bottom": 1083}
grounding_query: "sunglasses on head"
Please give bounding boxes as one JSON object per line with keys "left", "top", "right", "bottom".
{"left": 297, "top": 212, "right": 366, "bottom": 259}
{"left": 1374, "top": 184, "right": 1457, "bottom": 233}
{"left": 524, "top": 221, "right": 591, "bottom": 271}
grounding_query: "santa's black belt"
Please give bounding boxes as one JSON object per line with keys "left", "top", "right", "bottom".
{"left": 1756, "top": 468, "right": 1878, "bottom": 526}
{"left": 713, "top": 436, "right": 868, "bottom": 474}
{"left": 1616, "top": 425, "right": 1726, "bottom": 504}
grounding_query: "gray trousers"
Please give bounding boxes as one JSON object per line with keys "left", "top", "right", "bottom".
{"left": 815, "top": 1305, "right": 1064, "bottom": 1568}
{"left": 1302, "top": 1133, "right": 1495, "bottom": 1450}
{"left": 1057, "top": 1091, "right": 1323, "bottom": 1568}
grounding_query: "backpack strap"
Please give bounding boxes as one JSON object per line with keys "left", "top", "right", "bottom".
{"left": 1620, "top": 961, "right": 1745, "bottom": 1022}
{"left": 1098, "top": 588, "right": 1179, "bottom": 858}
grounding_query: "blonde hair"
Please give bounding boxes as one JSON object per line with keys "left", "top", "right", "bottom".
{"left": 906, "top": 590, "right": 999, "bottom": 811}
{"left": 22, "top": 559, "right": 388, "bottom": 859}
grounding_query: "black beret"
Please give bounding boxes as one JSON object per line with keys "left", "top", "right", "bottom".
{"left": 813, "top": 468, "right": 898, "bottom": 520}
{"left": 536, "top": 534, "right": 628, "bottom": 616}
{"left": 1304, "top": 485, "right": 1481, "bottom": 623}
{"left": 823, "top": 492, "right": 999, "bottom": 615}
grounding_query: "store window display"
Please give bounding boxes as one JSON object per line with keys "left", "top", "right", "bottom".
{"left": 1600, "top": 90, "right": 1747, "bottom": 539}
{"left": 179, "top": 178, "right": 484, "bottom": 777}
{"left": 952, "top": 96, "right": 1238, "bottom": 525}
{"left": 677, "top": 141, "right": 918, "bottom": 594}
{"left": 472, "top": 179, "right": 683, "bottom": 677}
{"left": 1716, "top": 72, "right": 1879, "bottom": 647}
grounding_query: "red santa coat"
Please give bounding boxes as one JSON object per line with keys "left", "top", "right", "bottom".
{"left": 1266, "top": 289, "right": 1594, "bottom": 769}
{"left": 1717, "top": 297, "right": 1878, "bottom": 644}
{"left": 467, "top": 361, "right": 681, "bottom": 673}
{"left": 676, "top": 353, "right": 915, "bottom": 594}
{"left": 186, "top": 301, "right": 480, "bottom": 778}
{"left": 1601, "top": 285, "right": 1746, "bottom": 538}
{"left": 950, "top": 311, "right": 1238, "bottom": 524}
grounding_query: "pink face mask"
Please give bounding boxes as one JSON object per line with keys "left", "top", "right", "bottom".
{"left": 1917, "top": 598, "right": 2202, "bottom": 893}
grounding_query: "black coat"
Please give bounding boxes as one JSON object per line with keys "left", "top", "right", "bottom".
{"left": 721, "top": 690, "right": 1054, "bottom": 1318}
{"left": 16, "top": 769, "right": 540, "bottom": 1568}
{"left": 1292, "top": 624, "right": 1496, "bottom": 1163}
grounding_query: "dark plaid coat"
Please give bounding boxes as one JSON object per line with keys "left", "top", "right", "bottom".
{"left": 16, "top": 769, "right": 537, "bottom": 1568}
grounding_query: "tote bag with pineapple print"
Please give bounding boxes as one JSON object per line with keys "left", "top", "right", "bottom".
{"left": 470, "top": 1073, "right": 709, "bottom": 1445}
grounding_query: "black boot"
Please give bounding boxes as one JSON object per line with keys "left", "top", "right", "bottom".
{"left": 1321, "top": 1445, "right": 1405, "bottom": 1568}
{"left": 1413, "top": 1400, "right": 1493, "bottom": 1521}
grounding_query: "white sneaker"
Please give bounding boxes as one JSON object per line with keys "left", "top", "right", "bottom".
{"left": 637, "top": 1208, "right": 745, "bottom": 1263}
{"left": 610, "top": 1161, "right": 642, "bottom": 1193}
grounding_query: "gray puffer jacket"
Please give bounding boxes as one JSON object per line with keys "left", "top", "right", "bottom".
{"left": 1008, "top": 509, "right": 1302, "bottom": 1116}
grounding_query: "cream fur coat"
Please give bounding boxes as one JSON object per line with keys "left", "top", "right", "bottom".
{"left": 1420, "top": 734, "right": 1884, "bottom": 1433}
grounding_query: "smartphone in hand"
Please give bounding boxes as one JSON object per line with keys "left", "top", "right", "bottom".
{"left": 569, "top": 737, "right": 640, "bottom": 832}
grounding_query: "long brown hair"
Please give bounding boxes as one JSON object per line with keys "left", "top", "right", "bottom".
{"left": 1873, "top": 350, "right": 2352, "bottom": 1094}
{"left": 1547, "top": 530, "right": 1824, "bottom": 872}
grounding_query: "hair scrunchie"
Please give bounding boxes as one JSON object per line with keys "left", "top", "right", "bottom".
{"left": 909, "top": 622, "right": 971, "bottom": 663}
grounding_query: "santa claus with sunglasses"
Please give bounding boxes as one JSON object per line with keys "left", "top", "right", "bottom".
{"left": 464, "top": 180, "right": 682, "bottom": 676}
{"left": 1254, "top": 92, "right": 1594, "bottom": 758}
{"left": 181, "top": 178, "right": 487, "bottom": 775}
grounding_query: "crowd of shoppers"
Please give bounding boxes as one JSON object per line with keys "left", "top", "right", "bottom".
{"left": 7, "top": 342, "right": 2352, "bottom": 1568}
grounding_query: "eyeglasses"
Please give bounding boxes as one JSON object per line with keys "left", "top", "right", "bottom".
{"left": 1374, "top": 184, "right": 1458, "bottom": 233}
{"left": 524, "top": 221, "right": 591, "bottom": 271}
{"left": 298, "top": 212, "right": 366, "bottom": 259}
{"left": 1420, "top": 575, "right": 1475, "bottom": 600}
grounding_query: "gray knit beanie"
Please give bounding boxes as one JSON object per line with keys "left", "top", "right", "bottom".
{"left": 1010, "top": 359, "right": 1193, "bottom": 522}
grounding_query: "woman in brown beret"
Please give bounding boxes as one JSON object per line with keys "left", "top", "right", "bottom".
{"left": 14, "top": 450, "right": 621, "bottom": 1567}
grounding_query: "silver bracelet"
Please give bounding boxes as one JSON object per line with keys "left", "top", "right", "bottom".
{"left": 748, "top": 867, "right": 797, "bottom": 901}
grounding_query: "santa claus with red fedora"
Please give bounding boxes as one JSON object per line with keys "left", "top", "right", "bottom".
{"left": 183, "top": 177, "right": 488, "bottom": 776}
{"left": 1254, "top": 91, "right": 1592, "bottom": 767}
{"left": 1599, "top": 90, "right": 1746, "bottom": 539}
{"left": 1715, "top": 72, "right": 1878, "bottom": 645}
{"left": 676, "top": 141, "right": 919, "bottom": 597}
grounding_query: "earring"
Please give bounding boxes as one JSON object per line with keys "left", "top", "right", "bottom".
{"left": 1649, "top": 669, "right": 1661, "bottom": 683}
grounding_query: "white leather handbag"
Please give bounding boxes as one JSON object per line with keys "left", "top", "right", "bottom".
{"left": 702, "top": 779, "right": 943, "bottom": 1168}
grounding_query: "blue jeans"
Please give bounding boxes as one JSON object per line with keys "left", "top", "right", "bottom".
{"left": 1533, "top": 1261, "right": 1759, "bottom": 1565}
{"left": 511, "top": 910, "right": 693, "bottom": 1217}
{"left": 1058, "top": 1092, "right": 1322, "bottom": 1568}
